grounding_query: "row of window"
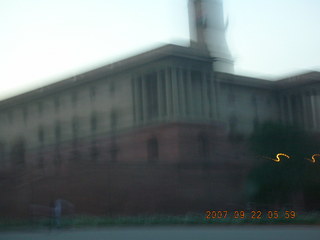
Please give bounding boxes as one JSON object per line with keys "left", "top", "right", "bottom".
{"left": 6, "top": 136, "right": 159, "bottom": 168}
{"left": 36, "top": 112, "right": 117, "bottom": 144}
{"left": 0, "top": 81, "right": 117, "bottom": 125}
{"left": 2, "top": 132, "right": 211, "bottom": 169}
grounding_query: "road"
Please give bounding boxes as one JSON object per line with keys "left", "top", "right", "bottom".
{"left": 1, "top": 225, "right": 320, "bottom": 240}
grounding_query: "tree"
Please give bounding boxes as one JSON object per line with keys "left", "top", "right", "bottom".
{"left": 246, "top": 122, "right": 320, "bottom": 209}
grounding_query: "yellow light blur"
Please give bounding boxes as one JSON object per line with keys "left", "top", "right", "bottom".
{"left": 272, "top": 153, "right": 290, "bottom": 162}
{"left": 305, "top": 154, "right": 320, "bottom": 163}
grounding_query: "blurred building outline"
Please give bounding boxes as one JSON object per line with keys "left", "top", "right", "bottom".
{"left": 0, "top": 0, "right": 319, "bottom": 170}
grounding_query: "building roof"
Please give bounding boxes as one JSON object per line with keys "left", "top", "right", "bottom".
{"left": 275, "top": 71, "right": 320, "bottom": 89}
{"left": 0, "top": 44, "right": 213, "bottom": 109}
{"left": 215, "top": 72, "right": 274, "bottom": 89}
{"left": 0, "top": 42, "right": 318, "bottom": 109}
{"left": 216, "top": 71, "right": 320, "bottom": 91}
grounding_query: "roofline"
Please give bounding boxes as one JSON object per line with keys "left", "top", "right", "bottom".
{"left": 0, "top": 44, "right": 213, "bottom": 109}
{"left": 274, "top": 71, "right": 320, "bottom": 89}
{"left": 216, "top": 71, "right": 320, "bottom": 90}
{"left": 215, "top": 72, "right": 275, "bottom": 89}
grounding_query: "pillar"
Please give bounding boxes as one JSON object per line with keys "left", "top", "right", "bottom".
{"left": 186, "top": 69, "right": 193, "bottom": 117}
{"left": 171, "top": 67, "right": 179, "bottom": 117}
{"left": 202, "top": 72, "right": 209, "bottom": 118}
{"left": 141, "top": 75, "right": 147, "bottom": 123}
{"left": 311, "top": 91, "right": 317, "bottom": 129}
{"left": 157, "top": 70, "right": 164, "bottom": 120}
{"left": 301, "top": 92, "right": 309, "bottom": 130}
{"left": 287, "top": 95, "right": 293, "bottom": 125}
{"left": 165, "top": 67, "right": 173, "bottom": 118}
{"left": 178, "top": 68, "right": 187, "bottom": 117}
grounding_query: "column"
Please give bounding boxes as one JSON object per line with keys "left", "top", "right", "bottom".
{"left": 141, "top": 75, "right": 148, "bottom": 123}
{"left": 311, "top": 91, "right": 317, "bottom": 129}
{"left": 171, "top": 68, "right": 179, "bottom": 117}
{"left": 283, "top": 95, "right": 289, "bottom": 124}
{"left": 205, "top": 74, "right": 213, "bottom": 119}
{"left": 186, "top": 69, "right": 193, "bottom": 117}
{"left": 306, "top": 92, "right": 313, "bottom": 129}
{"left": 287, "top": 95, "right": 293, "bottom": 125}
{"left": 202, "top": 72, "right": 209, "bottom": 118}
{"left": 301, "top": 93, "right": 309, "bottom": 130}
{"left": 315, "top": 91, "right": 320, "bottom": 130}
{"left": 297, "top": 94, "right": 304, "bottom": 126}
{"left": 165, "top": 67, "right": 172, "bottom": 118}
{"left": 131, "top": 76, "right": 137, "bottom": 124}
{"left": 212, "top": 72, "right": 220, "bottom": 121}
{"left": 279, "top": 96, "right": 285, "bottom": 124}
{"left": 179, "top": 68, "right": 186, "bottom": 117}
{"left": 137, "top": 77, "right": 143, "bottom": 123}
{"left": 157, "top": 70, "right": 164, "bottom": 120}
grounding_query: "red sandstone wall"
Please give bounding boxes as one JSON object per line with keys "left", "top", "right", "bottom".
{"left": 0, "top": 163, "right": 248, "bottom": 218}
{"left": 1, "top": 122, "right": 255, "bottom": 217}
{"left": 22, "top": 122, "right": 241, "bottom": 168}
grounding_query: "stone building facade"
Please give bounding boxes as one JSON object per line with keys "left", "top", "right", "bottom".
{"left": 0, "top": 0, "right": 320, "bottom": 170}
{"left": 0, "top": 0, "right": 319, "bottom": 216}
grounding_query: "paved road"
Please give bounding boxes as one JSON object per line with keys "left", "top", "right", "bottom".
{"left": 1, "top": 226, "right": 320, "bottom": 240}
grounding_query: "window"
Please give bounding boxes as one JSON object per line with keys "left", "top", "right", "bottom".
{"left": 266, "top": 96, "right": 272, "bottom": 105}
{"left": 38, "top": 102, "right": 43, "bottom": 115}
{"left": 11, "top": 138, "right": 25, "bottom": 165}
{"left": 0, "top": 141, "right": 5, "bottom": 166}
{"left": 0, "top": 114, "right": 4, "bottom": 124}
{"left": 252, "top": 94, "right": 258, "bottom": 125}
{"left": 54, "top": 146, "right": 61, "bottom": 166}
{"left": 72, "top": 91, "right": 77, "bottom": 106}
{"left": 7, "top": 111, "right": 12, "bottom": 123}
{"left": 71, "top": 140, "right": 79, "bottom": 161}
{"left": 90, "top": 140, "right": 99, "bottom": 161}
{"left": 109, "top": 141, "right": 118, "bottom": 162}
{"left": 72, "top": 117, "right": 79, "bottom": 137}
{"left": 198, "top": 133, "right": 209, "bottom": 163}
{"left": 38, "top": 127, "right": 44, "bottom": 143}
{"left": 90, "top": 86, "right": 96, "bottom": 102}
{"left": 55, "top": 122, "right": 61, "bottom": 141}
{"left": 38, "top": 155, "right": 44, "bottom": 168}
{"left": 91, "top": 113, "right": 97, "bottom": 132}
{"left": 228, "top": 93, "right": 235, "bottom": 104}
{"left": 251, "top": 95, "right": 257, "bottom": 105}
{"left": 23, "top": 107, "right": 28, "bottom": 124}
{"left": 109, "top": 81, "right": 115, "bottom": 93}
{"left": 229, "top": 115, "right": 237, "bottom": 134}
{"left": 147, "top": 137, "right": 159, "bottom": 162}
{"left": 228, "top": 114, "right": 241, "bottom": 141}
{"left": 54, "top": 97, "right": 60, "bottom": 112}
{"left": 110, "top": 110, "right": 117, "bottom": 130}
{"left": 253, "top": 117, "right": 259, "bottom": 129}
{"left": 282, "top": 96, "right": 290, "bottom": 124}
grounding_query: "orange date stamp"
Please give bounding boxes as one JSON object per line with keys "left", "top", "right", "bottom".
{"left": 205, "top": 210, "right": 296, "bottom": 219}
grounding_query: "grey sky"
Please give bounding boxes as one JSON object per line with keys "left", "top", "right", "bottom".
{"left": 0, "top": 0, "right": 319, "bottom": 100}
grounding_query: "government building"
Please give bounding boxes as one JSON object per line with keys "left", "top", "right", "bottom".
{"left": 0, "top": 0, "right": 319, "bottom": 216}
{"left": 0, "top": 0, "right": 319, "bottom": 169}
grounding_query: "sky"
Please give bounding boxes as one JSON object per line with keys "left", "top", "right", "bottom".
{"left": 0, "top": 0, "right": 320, "bottom": 100}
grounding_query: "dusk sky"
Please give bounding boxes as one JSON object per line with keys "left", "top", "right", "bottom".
{"left": 0, "top": 0, "right": 319, "bottom": 100}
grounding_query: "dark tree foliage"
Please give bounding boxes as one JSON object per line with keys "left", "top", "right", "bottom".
{"left": 247, "top": 122, "right": 320, "bottom": 209}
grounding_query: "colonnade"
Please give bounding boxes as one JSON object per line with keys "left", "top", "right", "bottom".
{"left": 279, "top": 90, "right": 320, "bottom": 130}
{"left": 131, "top": 67, "right": 218, "bottom": 125}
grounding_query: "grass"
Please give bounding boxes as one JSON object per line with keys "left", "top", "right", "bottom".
{"left": 1, "top": 212, "right": 320, "bottom": 231}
